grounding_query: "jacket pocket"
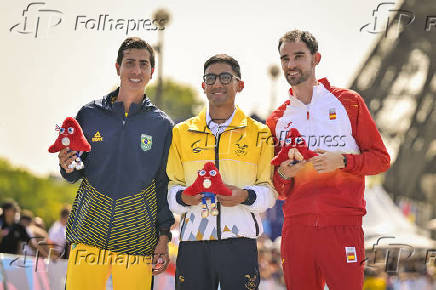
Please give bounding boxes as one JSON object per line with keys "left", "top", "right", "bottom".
{"left": 108, "top": 181, "right": 158, "bottom": 255}
{"left": 66, "top": 179, "right": 112, "bottom": 249}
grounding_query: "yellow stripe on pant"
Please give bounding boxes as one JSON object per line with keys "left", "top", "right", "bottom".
{"left": 66, "top": 243, "right": 152, "bottom": 290}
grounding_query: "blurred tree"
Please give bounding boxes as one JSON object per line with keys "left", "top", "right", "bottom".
{"left": 0, "top": 158, "right": 75, "bottom": 227}
{"left": 146, "top": 79, "right": 203, "bottom": 123}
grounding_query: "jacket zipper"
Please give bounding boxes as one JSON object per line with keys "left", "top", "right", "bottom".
{"left": 107, "top": 115, "right": 127, "bottom": 247}
{"left": 214, "top": 126, "right": 246, "bottom": 240}
{"left": 190, "top": 125, "right": 246, "bottom": 241}
{"left": 215, "top": 133, "right": 222, "bottom": 240}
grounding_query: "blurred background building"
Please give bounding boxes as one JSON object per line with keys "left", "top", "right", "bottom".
{"left": 349, "top": 0, "right": 436, "bottom": 238}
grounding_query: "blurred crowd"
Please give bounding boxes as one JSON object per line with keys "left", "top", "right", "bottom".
{"left": 0, "top": 199, "right": 71, "bottom": 259}
{"left": 1, "top": 199, "right": 436, "bottom": 290}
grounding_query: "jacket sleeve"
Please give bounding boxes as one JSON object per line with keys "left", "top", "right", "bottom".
{"left": 156, "top": 124, "right": 175, "bottom": 231}
{"left": 343, "top": 94, "right": 390, "bottom": 175}
{"left": 166, "top": 126, "right": 190, "bottom": 215}
{"left": 241, "top": 127, "right": 277, "bottom": 213}
{"left": 60, "top": 108, "right": 86, "bottom": 183}
{"left": 266, "top": 119, "right": 294, "bottom": 199}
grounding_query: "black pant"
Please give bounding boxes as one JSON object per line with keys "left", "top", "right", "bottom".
{"left": 175, "top": 237, "right": 259, "bottom": 290}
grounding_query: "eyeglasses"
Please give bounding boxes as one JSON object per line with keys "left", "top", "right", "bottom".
{"left": 203, "top": 72, "right": 240, "bottom": 85}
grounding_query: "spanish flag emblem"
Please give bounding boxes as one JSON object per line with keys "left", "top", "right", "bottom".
{"left": 329, "top": 108, "right": 336, "bottom": 120}
{"left": 345, "top": 247, "right": 357, "bottom": 263}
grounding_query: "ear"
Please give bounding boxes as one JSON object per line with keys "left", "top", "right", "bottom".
{"left": 237, "top": 80, "right": 244, "bottom": 92}
{"left": 115, "top": 62, "right": 120, "bottom": 76}
{"left": 314, "top": 53, "right": 321, "bottom": 65}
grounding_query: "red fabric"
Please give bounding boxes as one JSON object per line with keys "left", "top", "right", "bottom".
{"left": 48, "top": 117, "right": 91, "bottom": 153}
{"left": 270, "top": 128, "right": 317, "bottom": 167}
{"left": 281, "top": 218, "right": 364, "bottom": 290}
{"left": 183, "top": 162, "right": 232, "bottom": 196}
{"left": 266, "top": 78, "right": 390, "bottom": 216}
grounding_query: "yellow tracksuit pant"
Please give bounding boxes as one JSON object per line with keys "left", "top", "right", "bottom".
{"left": 66, "top": 243, "right": 152, "bottom": 290}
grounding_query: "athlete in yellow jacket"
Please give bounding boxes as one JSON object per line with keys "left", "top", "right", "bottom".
{"left": 167, "top": 54, "right": 277, "bottom": 290}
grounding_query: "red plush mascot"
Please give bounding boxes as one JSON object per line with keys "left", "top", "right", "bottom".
{"left": 184, "top": 162, "right": 232, "bottom": 218}
{"left": 271, "top": 128, "right": 317, "bottom": 166}
{"left": 49, "top": 117, "right": 91, "bottom": 170}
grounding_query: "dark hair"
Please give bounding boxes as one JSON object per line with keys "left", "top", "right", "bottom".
{"left": 278, "top": 30, "right": 318, "bottom": 54}
{"left": 204, "top": 54, "right": 241, "bottom": 78}
{"left": 117, "top": 37, "right": 155, "bottom": 68}
{"left": 60, "top": 206, "right": 71, "bottom": 219}
{"left": 2, "top": 200, "right": 18, "bottom": 211}
{"left": 20, "top": 209, "right": 33, "bottom": 221}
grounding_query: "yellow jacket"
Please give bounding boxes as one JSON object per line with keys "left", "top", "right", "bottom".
{"left": 167, "top": 107, "right": 277, "bottom": 241}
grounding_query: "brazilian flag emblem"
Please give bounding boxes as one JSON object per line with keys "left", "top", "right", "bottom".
{"left": 141, "top": 134, "right": 152, "bottom": 151}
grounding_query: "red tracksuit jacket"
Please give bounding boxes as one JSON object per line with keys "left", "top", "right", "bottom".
{"left": 266, "top": 78, "right": 390, "bottom": 220}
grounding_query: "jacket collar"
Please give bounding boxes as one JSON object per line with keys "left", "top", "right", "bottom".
{"left": 96, "top": 87, "right": 154, "bottom": 114}
{"left": 288, "top": 77, "right": 330, "bottom": 96}
{"left": 188, "top": 106, "right": 248, "bottom": 133}
{"left": 288, "top": 77, "right": 330, "bottom": 106}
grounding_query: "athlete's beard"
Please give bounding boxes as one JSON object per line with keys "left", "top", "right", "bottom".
{"left": 285, "top": 68, "right": 311, "bottom": 86}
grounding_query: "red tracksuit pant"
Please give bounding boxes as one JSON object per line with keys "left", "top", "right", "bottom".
{"left": 281, "top": 215, "right": 364, "bottom": 290}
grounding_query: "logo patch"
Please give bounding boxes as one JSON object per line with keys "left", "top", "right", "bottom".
{"left": 234, "top": 143, "right": 248, "bottom": 156}
{"left": 141, "top": 134, "right": 152, "bottom": 151}
{"left": 285, "top": 121, "right": 293, "bottom": 129}
{"left": 345, "top": 246, "right": 357, "bottom": 263}
{"left": 244, "top": 274, "right": 258, "bottom": 290}
{"left": 329, "top": 108, "right": 337, "bottom": 120}
{"left": 92, "top": 131, "right": 103, "bottom": 142}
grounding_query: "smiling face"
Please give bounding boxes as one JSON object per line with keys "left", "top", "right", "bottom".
{"left": 202, "top": 63, "right": 243, "bottom": 108}
{"left": 115, "top": 48, "right": 153, "bottom": 94}
{"left": 279, "top": 41, "right": 320, "bottom": 87}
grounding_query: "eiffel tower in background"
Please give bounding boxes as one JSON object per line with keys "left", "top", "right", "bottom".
{"left": 349, "top": 0, "right": 436, "bottom": 225}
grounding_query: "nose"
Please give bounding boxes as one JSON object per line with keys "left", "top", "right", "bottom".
{"left": 211, "top": 78, "right": 224, "bottom": 88}
{"left": 287, "top": 59, "right": 296, "bottom": 69}
{"left": 132, "top": 63, "right": 142, "bottom": 74}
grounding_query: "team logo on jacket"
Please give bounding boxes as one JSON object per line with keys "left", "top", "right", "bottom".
{"left": 234, "top": 143, "right": 248, "bottom": 156}
{"left": 329, "top": 108, "right": 337, "bottom": 120}
{"left": 141, "top": 134, "right": 152, "bottom": 151}
{"left": 244, "top": 274, "right": 258, "bottom": 289}
{"left": 92, "top": 131, "right": 103, "bottom": 142}
{"left": 345, "top": 246, "right": 357, "bottom": 263}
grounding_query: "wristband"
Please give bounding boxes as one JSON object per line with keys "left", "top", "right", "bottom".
{"left": 159, "top": 229, "right": 172, "bottom": 241}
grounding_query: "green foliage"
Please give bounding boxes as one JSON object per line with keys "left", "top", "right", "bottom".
{"left": 0, "top": 158, "right": 76, "bottom": 228}
{"left": 146, "top": 79, "right": 203, "bottom": 123}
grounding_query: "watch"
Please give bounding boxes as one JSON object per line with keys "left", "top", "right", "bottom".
{"left": 342, "top": 155, "right": 347, "bottom": 168}
{"left": 277, "top": 167, "right": 291, "bottom": 180}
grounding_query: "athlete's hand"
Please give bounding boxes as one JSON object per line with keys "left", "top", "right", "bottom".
{"left": 58, "top": 148, "right": 77, "bottom": 173}
{"left": 217, "top": 185, "right": 248, "bottom": 207}
{"left": 278, "top": 159, "right": 306, "bottom": 179}
{"left": 310, "top": 149, "right": 345, "bottom": 173}
{"left": 181, "top": 192, "right": 202, "bottom": 206}
{"left": 152, "top": 235, "right": 170, "bottom": 276}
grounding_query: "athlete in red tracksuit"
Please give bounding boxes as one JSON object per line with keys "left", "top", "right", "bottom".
{"left": 267, "top": 30, "right": 390, "bottom": 290}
